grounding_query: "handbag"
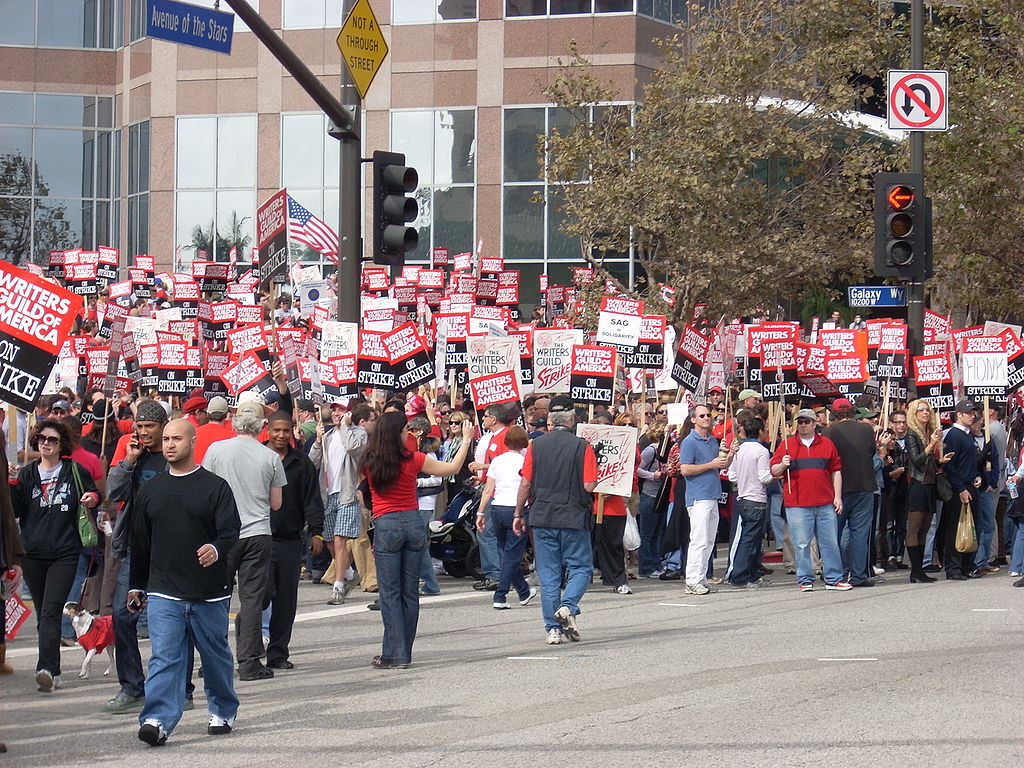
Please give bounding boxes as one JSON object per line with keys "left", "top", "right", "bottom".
{"left": 622, "top": 512, "right": 641, "bottom": 551}
{"left": 935, "top": 473, "right": 953, "bottom": 502}
{"left": 70, "top": 462, "right": 98, "bottom": 548}
{"left": 954, "top": 501, "right": 978, "bottom": 553}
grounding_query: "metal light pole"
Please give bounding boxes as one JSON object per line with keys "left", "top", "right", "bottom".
{"left": 906, "top": 0, "right": 926, "bottom": 358}
{"left": 334, "top": 0, "right": 362, "bottom": 324}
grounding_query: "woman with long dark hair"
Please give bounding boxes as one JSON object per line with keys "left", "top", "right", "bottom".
{"left": 12, "top": 419, "right": 101, "bottom": 692}
{"left": 362, "top": 411, "right": 474, "bottom": 668}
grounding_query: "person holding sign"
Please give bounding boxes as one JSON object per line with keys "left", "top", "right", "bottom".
{"left": 513, "top": 396, "right": 598, "bottom": 645}
{"left": 678, "top": 404, "right": 737, "bottom": 596}
{"left": 361, "top": 412, "right": 474, "bottom": 669}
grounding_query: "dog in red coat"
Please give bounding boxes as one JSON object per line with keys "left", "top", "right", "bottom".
{"left": 63, "top": 605, "right": 115, "bottom": 679}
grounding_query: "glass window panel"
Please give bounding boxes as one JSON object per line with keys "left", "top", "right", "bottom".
{"left": 130, "top": 121, "right": 150, "bottom": 194}
{"left": 323, "top": 123, "right": 339, "bottom": 187}
{"left": 283, "top": 0, "right": 325, "bottom": 28}
{"left": 130, "top": 0, "right": 146, "bottom": 42}
{"left": 95, "top": 130, "right": 112, "bottom": 198}
{"left": 502, "top": 186, "right": 543, "bottom": 261}
{"left": 433, "top": 186, "right": 473, "bottom": 255}
{"left": 603, "top": 259, "right": 630, "bottom": 287}
{"left": 216, "top": 115, "right": 256, "bottom": 188}
{"left": 176, "top": 189, "right": 216, "bottom": 262}
{"left": 98, "top": 0, "right": 116, "bottom": 48}
{"left": 546, "top": 190, "right": 578, "bottom": 260}
{"left": 36, "top": 95, "right": 92, "bottom": 127}
{"left": 510, "top": 261, "right": 543, "bottom": 307}
{"left": 35, "top": 198, "right": 84, "bottom": 262}
{"left": 595, "top": 0, "right": 630, "bottom": 11}
{"left": 82, "top": 199, "right": 95, "bottom": 249}
{"left": 437, "top": 0, "right": 476, "bottom": 20}
{"left": 186, "top": 0, "right": 260, "bottom": 33}
{"left": 0, "top": 93, "right": 33, "bottom": 125}
{"left": 37, "top": 0, "right": 89, "bottom": 47}
{"left": 435, "top": 110, "right": 474, "bottom": 186}
{"left": 97, "top": 97, "right": 113, "bottom": 127}
{"left": 0, "top": 127, "right": 34, "bottom": 195}
{"left": 325, "top": 0, "right": 344, "bottom": 25}
{"left": 128, "top": 194, "right": 147, "bottom": 255}
{"left": 393, "top": 0, "right": 436, "bottom": 24}
{"left": 217, "top": 189, "right": 255, "bottom": 260}
{"left": 0, "top": 196, "right": 32, "bottom": 265}
{"left": 506, "top": 0, "right": 546, "bottom": 15}
{"left": 281, "top": 114, "right": 324, "bottom": 188}
{"left": 546, "top": 261, "right": 575, "bottom": 287}
{"left": 391, "top": 110, "right": 434, "bottom": 186}
{"left": 176, "top": 117, "right": 216, "bottom": 188}
{"left": 34, "top": 128, "right": 91, "bottom": 198}
{"left": 0, "top": 0, "right": 34, "bottom": 45}
{"left": 503, "top": 108, "right": 544, "bottom": 182}
{"left": 404, "top": 191, "right": 430, "bottom": 263}
{"left": 670, "top": 0, "right": 686, "bottom": 22}
{"left": 550, "top": 0, "right": 591, "bottom": 14}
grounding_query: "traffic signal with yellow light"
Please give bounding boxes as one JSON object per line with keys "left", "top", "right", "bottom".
{"left": 874, "top": 172, "right": 927, "bottom": 279}
{"left": 372, "top": 150, "right": 419, "bottom": 268}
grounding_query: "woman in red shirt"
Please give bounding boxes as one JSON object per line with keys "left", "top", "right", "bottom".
{"left": 362, "top": 411, "right": 474, "bottom": 669}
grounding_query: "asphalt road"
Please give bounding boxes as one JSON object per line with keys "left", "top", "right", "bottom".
{"left": 4, "top": 564, "right": 1023, "bottom": 766}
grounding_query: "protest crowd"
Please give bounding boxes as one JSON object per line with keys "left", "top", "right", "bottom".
{"left": 2, "top": 248, "right": 1024, "bottom": 752}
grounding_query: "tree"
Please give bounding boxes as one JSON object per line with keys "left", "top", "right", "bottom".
{"left": 0, "top": 151, "right": 73, "bottom": 266}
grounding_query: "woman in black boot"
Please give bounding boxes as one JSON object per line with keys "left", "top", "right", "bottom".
{"left": 904, "top": 399, "right": 951, "bottom": 582}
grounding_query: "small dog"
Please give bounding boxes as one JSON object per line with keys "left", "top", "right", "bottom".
{"left": 63, "top": 605, "right": 115, "bottom": 679}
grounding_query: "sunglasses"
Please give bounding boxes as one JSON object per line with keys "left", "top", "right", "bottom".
{"left": 656, "top": 409, "right": 667, "bottom": 415}
{"left": 439, "top": 410, "right": 451, "bottom": 416}
{"left": 38, "top": 435, "right": 60, "bottom": 445}
{"left": 694, "top": 413, "right": 711, "bottom": 419}
{"left": 796, "top": 418, "right": 813, "bottom": 424}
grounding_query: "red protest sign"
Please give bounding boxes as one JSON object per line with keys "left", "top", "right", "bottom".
{"left": 570, "top": 344, "right": 617, "bottom": 405}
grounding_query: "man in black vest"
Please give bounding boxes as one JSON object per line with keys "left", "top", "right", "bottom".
{"left": 513, "top": 396, "right": 598, "bottom": 645}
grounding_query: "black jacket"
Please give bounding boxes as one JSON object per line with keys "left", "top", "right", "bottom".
{"left": 12, "top": 459, "right": 101, "bottom": 560}
{"left": 943, "top": 425, "right": 981, "bottom": 494}
{"left": 269, "top": 444, "right": 324, "bottom": 541}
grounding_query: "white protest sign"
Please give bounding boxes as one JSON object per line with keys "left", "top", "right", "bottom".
{"left": 596, "top": 296, "right": 643, "bottom": 349}
{"left": 533, "top": 328, "right": 583, "bottom": 394}
{"left": 575, "top": 423, "right": 638, "bottom": 498}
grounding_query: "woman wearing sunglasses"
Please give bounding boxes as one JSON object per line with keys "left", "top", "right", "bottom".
{"left": 12, "top": 419, "right": 101, "bottom": 692}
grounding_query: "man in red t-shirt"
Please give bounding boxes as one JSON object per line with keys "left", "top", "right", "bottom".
{"left": 195, "top": 397, "right": 236, "bottom": 464}
{"left": 770, "top": 409, "right": 850, "bottom": 592}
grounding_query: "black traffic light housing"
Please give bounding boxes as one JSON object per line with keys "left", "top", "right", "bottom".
{"left": 372, "top": 150, "right": 419, "bottom": 268}
{"left": 873, "top": 171, "right": 928, "bottom": 279}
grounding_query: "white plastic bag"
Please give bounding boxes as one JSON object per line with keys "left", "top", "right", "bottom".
{"left": 622, "top": 512, "right": 641, "bottom": 551}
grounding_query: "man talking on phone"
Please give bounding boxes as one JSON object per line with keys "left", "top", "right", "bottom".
{"left": 104, "top": 399, "right": 169, "bottom": 714}
{"left": 129, "top": 419, "right": 240, "bottom": 746}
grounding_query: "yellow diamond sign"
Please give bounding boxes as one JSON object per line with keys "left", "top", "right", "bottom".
{"left": 336, "top": 0, "right": 388, "bottom": 100}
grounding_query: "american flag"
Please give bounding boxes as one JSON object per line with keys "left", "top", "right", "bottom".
{"left": 287, "top": 195, "right": 339, "bottom": 262}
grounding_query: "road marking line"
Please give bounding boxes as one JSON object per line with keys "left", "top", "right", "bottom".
{"left": 658, "top": 602, "right": 700, "bottom": 607}
{"left": 506, "top": 656, "right": 559, "bottom": 661}
{"left": 817, "top": 657, "right": 879, "bottom": 662}
{"left": 971, "top": 608, "right": 1009, "bottom": 612}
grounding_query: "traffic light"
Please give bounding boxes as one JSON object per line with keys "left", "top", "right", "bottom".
{"left": 371, "top": 150, "right": 418, "bottom": 268}
{"left": 873, "top": 171, "right": 927, "bottom": 279}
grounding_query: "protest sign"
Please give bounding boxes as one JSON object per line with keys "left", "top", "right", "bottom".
{"left": 575, "top": 423, "right": 637, "bottom": 497}
{"left": 914, "top": 354, "right": 955, "bottom": 412}
{"left": 570, "top": 345, "right": 617, "bottom": 405}
{"left": 533, "top": 328, "right": 583, "bottom": 394}
{"left": 468, "top": 370, "right": 521, "bottom": 422}
{"left": 382, "top": 322, "right": 435, "bottom": 391}
{"left": 357, "top": 330, "right": 395, "bottom": 390}
{"left": 257, "top": 189, "right": 289, "bottom": 292}
{"left": 671, "top": 324, "right": 710, "bottom": 394}
{"left": 596, "top": 296, "right": 644, "bottom": 350}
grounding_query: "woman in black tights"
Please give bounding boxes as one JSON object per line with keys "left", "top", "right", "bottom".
{"left": 904, "top": 399, "right": 952, "bottom": 582}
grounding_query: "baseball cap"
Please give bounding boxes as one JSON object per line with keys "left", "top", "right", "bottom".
{"left": 709, "top": 385, "right": 724, "bottom": 393}
{"left": 831, "top": 397, "right": 855, "bottom": 412}
{"left": 182, "top": 396, "right": 208, "bottom": 415}
{"left": 796, "top": 408, "right": 816, "bottom": 421}
{"left": 549, "top": 395, "right": 574, "bottom": 412}
{"left": 236, "top": 390, "right": 265, "bottom": 406}
{"left": 857, "top": 407, "right": 879, "bottom": 419}
{"left": 50, "top": 399, "right": 71, "bottom": 413}
{"left": 207, "top": 396, "right": 229, "bottom": 415}
{"left": 234, "top": 401, "right": 265, "bottom": 420}
{"left": 738, "top": 389, "right": 761, "bottom": 401}
{"left": 264, "top": 391, "right": 282, "bottom": 406}
{"left": 955, "top": 399, "right": 980, "bottom": 413}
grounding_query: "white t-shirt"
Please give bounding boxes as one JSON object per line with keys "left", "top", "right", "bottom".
{"left": 487, "top": 450, "right": 525, "bottom": 507}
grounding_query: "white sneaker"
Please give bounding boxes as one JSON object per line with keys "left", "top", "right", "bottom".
{"left": 684, "top": 583, "right": 711, "bottom": 595}
{"left": 545, "top": 628, "right": 563, "bottom": 645}
{"left": 207, "top": 714, "right": 236, "bottom": 735}
{"left": 327, "top": 586, "right": 346, "bottom": 605}
{"left": 492, "top": 600, "right": 511, "bottom": 610}
{"left": 520, "top": 586, "right": 538, "bottom": 606}
{"left": 615, "top": 584, "right": 633, "bottom": 595}
{"left": 872, "top": 565, "right": 886, "bottom": 576}
{"left": 35, "top": 669, "right": 55, "bottom": 692}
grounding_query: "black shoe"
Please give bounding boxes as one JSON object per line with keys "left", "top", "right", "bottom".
{"left": 923, "top": 564, "right": 942, "bottom": 573}
{"left": 910, "top": 571, "right": 937, "bottom": 583}
{"left": 367, "top": 599, "right": 380, "bottom": 611}
{"left": 757, "top": 567, "right": 774, "bottom": 576}
{"left": 852, "top": 579, "right": 876, "bottom": 587}
{"left": 990, "top": 557, "right": 1008, "bottom": 567}
{"left": 966, "top": 570, "right": 984, "bottom": 579}
{"left": 659, "top": 569, "right": 681, "bottom": 581}
{"left": 1014, "top": 577, "right": 1024, "bottom": 588}
{"left": 946, "top": 573, "right": 967, "bottom": 581}
{"left": 138, "top": 721, "right": 167, "bottom": 747}
{"left": 238, "top": 666, "right": 274, "bottom": 681}
{"left": 267, "top": 660, "right": 294, "bottom": 670}
{"left": 473, "top": 578, "right": 499, "bottom": 591}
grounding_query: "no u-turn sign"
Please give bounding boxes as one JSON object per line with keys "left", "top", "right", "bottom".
{"left": 887, "top": 70, "right": 949, "bottom": 131}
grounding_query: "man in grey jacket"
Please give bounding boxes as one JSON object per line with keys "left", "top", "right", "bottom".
{"left": 309, "top": 401, "right": 375, "bottom": 605}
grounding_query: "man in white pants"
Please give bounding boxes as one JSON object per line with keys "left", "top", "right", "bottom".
{"left": 678, "top": 404, "right": 736, "bottom": 595}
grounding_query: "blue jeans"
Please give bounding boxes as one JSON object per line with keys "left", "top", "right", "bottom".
{"left": 532, "top": 526, "right": 593, "bottom": 632}
{"left": 1009, "top": 516, "right": 1024, "bottom": 575}
{"left": 729, "top": 499, "right": 768, "bottom": 585}
{"left": 372, "top": 510, "right": 426, "bottom": 665}
{"left": 112, "top": 554, "right": 146, "bottom": 698}
{"left": 60, "top": 547, "right": 94, "bottom": 639}
{"left": 490, "top": 505, "right": 531, "bottom": 602}
{"left": 974, "top": 489, "right": 997, "bottom": 570}
{"left": 787, "top": 505, "right": 845, "bottom": 585}
{"left": 637, "top": 493, "right": 665, "bottom": 575}
{"left": 140, "top": 596, "right": 238, "bottom": 736}
{"left": 837, "top": 491, "right": 874, "bottom": 584}
{"left": 477, "top": 500, "right": 501, "bottom": 581}
{"left": 418, "top": 506, "right": 441, "bottom": 594}
{"left": 768, "top": 491, "right": 785, "bottom": 549}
